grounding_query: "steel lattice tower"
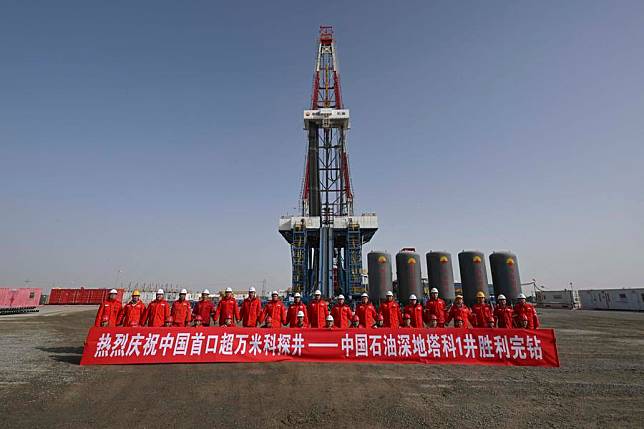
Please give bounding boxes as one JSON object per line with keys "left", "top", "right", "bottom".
{"left": 279, "top": 26, "right": 378, "bottom": 298}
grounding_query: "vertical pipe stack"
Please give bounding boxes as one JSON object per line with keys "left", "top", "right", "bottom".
{"left": 426, "top": 251, "right": 455, "bottom": 303}
{"left": 458, "top": 251, "right": 489, "bottom": 306}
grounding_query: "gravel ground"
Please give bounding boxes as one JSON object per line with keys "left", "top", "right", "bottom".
{"left": 1, "top": 307, "right": 643, "bottom": 428}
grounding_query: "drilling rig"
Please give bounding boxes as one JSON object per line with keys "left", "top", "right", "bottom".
{"left": 279, "top": 26, "right": 378, "bottom": 299}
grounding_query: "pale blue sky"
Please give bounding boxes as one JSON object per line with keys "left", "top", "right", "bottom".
{"left": 1, "top": 1, "right": 643, "bottom": 292}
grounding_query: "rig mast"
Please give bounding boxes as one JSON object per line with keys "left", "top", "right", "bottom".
{"left": 279, "top": 26, "right": 378, "bottom": 298}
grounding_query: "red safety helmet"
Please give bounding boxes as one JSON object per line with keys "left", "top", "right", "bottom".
{"left": 165, "top": 316, "right": 173, "bottom": 323}
{"left": 403, "top": 313, "right": 411, "bottom": 320}
{"left": 101, "top": 315, "right": 110, "bottom": 322}
{"left": 195, "top": 315, "right": 203, "bottom": 321}
{"left": 430, "top": 314, "right": 438, "bottom": 320}
{"left": 130, "top": 321, "right": 139, "bottom": 327}
{"left": 352, "top": 315, "right": 360, "bottom": 322}
{"left": 520, "top": 314, "right": 529, "bottom": 321}
{"left": 377, "top": 314, "right": 384, "bottom": 321}
{"left": 265, "top": 316, "right": 272, "bottom": 323}
{"left": 487, "top": 317, "right": 495, "bottom": 323}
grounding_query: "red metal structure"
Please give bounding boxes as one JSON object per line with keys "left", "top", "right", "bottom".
{"left": 48, "top": 288, "right": 124, "bottom": 305}
{"left": 0, "top": 288, "right": 42, "bottom": 315}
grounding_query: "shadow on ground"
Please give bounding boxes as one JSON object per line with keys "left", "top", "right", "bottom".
{"left": 37, "top": 346, "right": 83, "bottom": 365}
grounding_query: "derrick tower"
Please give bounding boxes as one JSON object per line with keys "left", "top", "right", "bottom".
{"left": 279, "top": 26, "right": 378, "bottom": 298}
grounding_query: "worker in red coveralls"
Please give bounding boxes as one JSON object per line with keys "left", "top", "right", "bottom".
{"left": 324, "top": 315, "right": 335, "bottom": 329}
{"left": 350, "top": 314, "right": 360, "bottom": 328}
{"left": 294, "top": 310, "right": 307, "bottom": 328}
{"left": 94, "top": 289, "right": 122, "bottom": 327}
{"left": 117, "top": 289, "right": 145, "bottom": 327}
{"left": 261, "top": 291, "right": 287, "bottom": 328}
{"left": 428, "top": 314, "right": 439, "bottom": 328}
{"left": 262, "top": 316, "right": 273, "bottom": 328}
{"left": 193, "top": 289, "right": 215, "bottom": 326}
{"left": 145, "top": 289, "right": 171, "bottom": 327}
{"left": 164, "top": 316, "right": 173, "bottom": 327}
{"left": 402, "top": 313, "right": 412, "bottom": 327}
{"left": 471, "top": 291, "right": 494, "bottom": 328}
{"left": 494, "top": 294, "right": 514, "bottom": 328}
{"left": 331, "top": 294, "right": 353, "bottom": 329}
{"left": 516, "top": 314, "right": 529, "bottom": 328}
{"left": 424, "top": 288, "right": 447, "bottom": 327}
{"left": 171, "top": 289, "right": 192, "bottom": 327}
{"left": 193, "top": 315, "right": 203, "bottom": 327}
{"left": 308, "top": 289, "right": 329, "bottom": 328}
{"left": 513, "top": 293, "right": 540, "bottom": 329}
{"left": 240, "top": 287, "right": 262, "bottom": 327}
{"left": 356, "top": 293, "right": 377, "bottom": 328}
{"left": 404, "top": 294, "right": 424, "bottom": 328}
{"left": 286, "top": 292, "right": 308, "bottom": 327}
{"left": 215, "top": 287, "right": 241, "bottom": 326}
{"left": 446, "top": 295, "right": 474, "bottom": 328}
{"left": 378, "top": 291, "right": 401, "bottom": 328}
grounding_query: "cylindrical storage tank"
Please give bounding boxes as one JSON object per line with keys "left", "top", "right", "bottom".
{"left": 426, "top": 251, "right": 455, "bottom": 302}
{"left": 489, "top": 251, "right": 522, "bottom": 301}
{"left": 458, "top": 251, "right": 489, "bottom": 306}
{"left": 367, "top": 251, "right": 392, "bottom": 303}
{"left": 395, "top": 250, "right": 423, "bottom": 305}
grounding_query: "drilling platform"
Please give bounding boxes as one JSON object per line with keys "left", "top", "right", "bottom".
{"left": 279, "top": 26, "right": 378, "bottom": 299}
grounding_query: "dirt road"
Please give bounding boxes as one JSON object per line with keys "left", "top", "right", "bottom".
{"left": 1, "top": 308, "right": 643, "bottom": 428}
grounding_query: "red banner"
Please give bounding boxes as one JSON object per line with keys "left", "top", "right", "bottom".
{"left": 80, "top": 327, "right": 559, "bottom": 367}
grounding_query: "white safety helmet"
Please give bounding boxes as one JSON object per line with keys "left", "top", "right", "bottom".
{"left": 430, "top": 288, "right": 439, "bottom": 294}
{"left": 409, "top": 294, "right": 417, "bottom": 300}
{"left": 314, "top": 289, "right": 322, "bottom": 295}
{"left": 249, "top": 287, "right": 256, "bottom": 292}
{"left": 271, "top": 291, "right": 279, "bottom": 296}
{"left": 361, "top": 292, "right": 369, "bottom": 298}
{"left": 157, "top": 289, "right": 164, "bottom": 295}
{"left": 297, "top": 310, "right": 305, "bottom": 317}
{"left": 202, "top": 289, "right": 210, "bottom": 295}
{"left": 294, "top": 292, "right": 301, "bottom": 298}
{"left": 337, "top": 294, "right": 345, "bottom": 300}
{"left": 109, "top": 289, "right": 118, "bottom": 294}
{"left": 180, "top": 288, "right": 187, "bottom": 294}
{"left": 518, "top": 293, "right": 526, "bottom": 299}
{"left": 225, "top": 287, "right": 233, "bottom": 293}
{"left": 386, "top": 291, "right": 394, "bottom": 297}
{"left": 326, "top": 315, "right": 334, "bottom": 321}
{"left": 498, "top": 294, "right": 506, "bottom": 300}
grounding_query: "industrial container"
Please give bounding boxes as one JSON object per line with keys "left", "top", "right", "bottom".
{"left": 367, "top": 251, "right": 393, "bottom": 303}
{"left": 458, "top": 251, "right": 489, "bottom": 306}
{"left": 489, "top": 251, "right": 522, "bottom": 301}
{"left": 395, "top": 249, "right": 422, "bottom": 305}
{"left": 426, "top": 251, "right": 455, "bottom": 303}
{"left": 0, "top": 288, "right": 42, "bottom": 308}
{"left": 578, "top": 288, "right": 644, "bottom": 311}
{"left": 48, "top": 288, "right": 124, "bottom": 305}
{"left": 536, "top": 290, "right": 579, "bottom": 309}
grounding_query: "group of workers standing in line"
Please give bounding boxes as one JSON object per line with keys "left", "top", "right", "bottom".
{"left": 94, "top": 286, "right": 540, "bottom": 330}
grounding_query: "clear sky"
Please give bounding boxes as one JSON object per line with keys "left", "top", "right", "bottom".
{"left": 1, "top": 1, "right": 643, "bottom": 293}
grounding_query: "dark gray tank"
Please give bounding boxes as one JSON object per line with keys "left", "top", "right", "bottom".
{"left": 426, "top": 251, "right": 455, "bottom": 302}
{"left": 395, "top": 250, "right": 422, "bottom": 305}
{"left": 489, "top": 251, "right": 522, "bottom": 301}
{"left": 458, "top": 251, "right": 489, "bottom": 306}
{"left": 367, "top": 251, "right": 392, "bottom": 303}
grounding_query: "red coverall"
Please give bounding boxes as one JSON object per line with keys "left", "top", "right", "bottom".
{"left": 145, "top": 299, "right": 171, "bottom": 327}
{"left": 331, "top": 303, "right": 353, "bottom": 328}
{"left": 261, "top": 301, "right": 287, "bottom": 328}
{"left": 379, "top": 300, "right": 401, "bottom": 328}
{"left": 513, "top": 302, "right": 540, "bottom": 329}
{"left": 445, "top": 305, "right": 474, "bottom": 328}
{"left": 424, "top": 297, "right": 447, "bottom": 326}
{"left": 171, "top": 300, "right": 192, "bottom": 327}
{"left": 307, "top": 299, "right": 329, "bottom": 328}
{"left": 117, "top": 300, "right": 146, "bottom": 327}
{"left": 471, "top": 303, "right": 494, "bottom": 328}
{"left": 403, "top": 303, "right": 424, "bottom": 328}
{"left": 94, "top": 299, "right": 122, "bottom": 327}
{"left": 214, "top": 297, "right": 241, "bottom": 325}
{"left": 286, "top": 302, "right": 309, "bottom": 327}
{"left": 240, "top": 297, "right": 262, "bottom": 327}
{"left": 193, "top": 299, "right": 215, "bottom": 326}
{"left": 355, "top": 303, "right": 377, "bottom": 328}
{"left": 494, "top": 305, "right": 514, "bottom": 328}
